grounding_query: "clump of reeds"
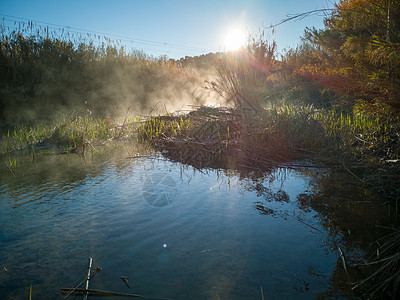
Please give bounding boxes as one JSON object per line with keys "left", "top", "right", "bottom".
{"left": 209, "top": 31, "right": 276, "bottom": 114}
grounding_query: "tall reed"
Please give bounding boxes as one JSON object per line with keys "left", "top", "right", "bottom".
{"left": 210, "top": 32, "right": 276, "bottom": 113}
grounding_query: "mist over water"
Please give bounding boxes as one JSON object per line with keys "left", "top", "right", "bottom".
{"left": 0, "top": 24, "right": 224, "bottom": 129}
{"left": 3, "top": 60, "right": 222, "bottom": 128}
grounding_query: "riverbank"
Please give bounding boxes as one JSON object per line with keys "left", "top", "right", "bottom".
{"left": 3, "top": 103, "right": 398, "bottom": 193}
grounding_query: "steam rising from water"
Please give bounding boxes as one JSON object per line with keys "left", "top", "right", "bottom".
{"left": 0, "top": 22, "right": 225, "bottom": 129}
{"left": 85, "top": 62, "right": 222, "bottom": 118}
{"left": 2, "top": 58, "right": 223, "bottom": 127}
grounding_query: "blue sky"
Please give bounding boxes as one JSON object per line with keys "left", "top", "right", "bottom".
{"left": 0, "top": 0, "right": 336, "bottom": 59}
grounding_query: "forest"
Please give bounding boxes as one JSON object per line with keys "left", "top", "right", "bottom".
{"left": 1, "top": 0, "right": 400, "bottom": 298}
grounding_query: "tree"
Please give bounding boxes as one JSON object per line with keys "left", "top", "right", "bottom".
{"left": 289, "top": 0, "right": 400, "bottom": 112}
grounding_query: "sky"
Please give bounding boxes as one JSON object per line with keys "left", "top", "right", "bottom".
{"left": 0, "top": 0, "right": 337, "bottom": 59}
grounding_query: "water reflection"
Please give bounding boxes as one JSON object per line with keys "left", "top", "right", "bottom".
{"left": 0, "top": 143, "right": 390, "bottom": 299}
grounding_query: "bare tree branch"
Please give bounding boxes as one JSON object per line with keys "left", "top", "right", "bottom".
{"left": 263, "top": 8, "right": 337, "bottom": 29}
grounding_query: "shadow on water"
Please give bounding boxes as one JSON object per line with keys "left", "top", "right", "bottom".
{"left": 0, "top": 142, "right": 393, "bottom": 299}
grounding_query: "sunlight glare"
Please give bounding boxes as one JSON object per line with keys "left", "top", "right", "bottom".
{"left": 223, "top": 28, "right": 246, "bottom": 52}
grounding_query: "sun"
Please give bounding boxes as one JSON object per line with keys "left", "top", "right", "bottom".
{"left": 222, "top": 28, "right": 247, "bottom": 52}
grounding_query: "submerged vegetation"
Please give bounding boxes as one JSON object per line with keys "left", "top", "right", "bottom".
{"left": 1, "top": 0, "right": 400, "bottom": 298}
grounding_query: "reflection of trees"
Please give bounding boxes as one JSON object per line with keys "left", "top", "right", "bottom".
{"left": 232, "top": 165, "right": 394, "bottom": 298}
{"left": 300, "top": 170, "right": 394, "bottom": 298}
{"left": 309, "top": 170, "right": 391, "bottom": 245}
{"left": 170, "top": 158, "right": 396, "bottom": 298}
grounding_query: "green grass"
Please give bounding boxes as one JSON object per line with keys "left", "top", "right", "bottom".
{"left": 314, "top": 107, "right": 398, "bottom": 161}
{"left": 0, "top": 114, "right": 139, "bottom": 156}
{"left": 1, "top": 123, "right": 52, "bottom": 153}
{"left": 138, "top": 114, "right": 192, "bottom": 143}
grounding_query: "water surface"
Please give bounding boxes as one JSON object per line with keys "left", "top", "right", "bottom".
{"left": 0, "top": 145, "right": 388, "bottom": 299}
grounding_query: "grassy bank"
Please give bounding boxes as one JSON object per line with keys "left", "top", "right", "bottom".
{"left": 3, "top": 101, "right": 397, "bottom": 188}
{"left": 138, "top": 104, "right": 399, "bottom": 167}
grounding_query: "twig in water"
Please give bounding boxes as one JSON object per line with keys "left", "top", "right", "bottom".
{"left": 338, "top": 160, "right": 365, "bottom": 183}
{"left": 121, "top": 276, "right": 130, "bottom": 288}
{"left": 126, "top": 155, "right": 152, "bottom": 159}
{"left": 297, "top": 217, "right": 324, "bottom": 234}
{"left": 4, "top": 161, "right": 15, "bottom": 177}
{"left": 83, "top": 257, "right": 93, "bottom": 300}
{"left": 338, "top": 246, "right": 349, "bottom": 274}
{"left": 63, "top": 257, "right": 95, "bottom": 299}
{"left": 61, "top": 288, "right": 172, "bottom": 299}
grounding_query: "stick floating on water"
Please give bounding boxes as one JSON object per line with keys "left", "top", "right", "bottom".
{"left": 62, "top": 257, "right": 171, "bottom": 299}
{"left": 83, "top": 257, "right": 93, "bottom": 300}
